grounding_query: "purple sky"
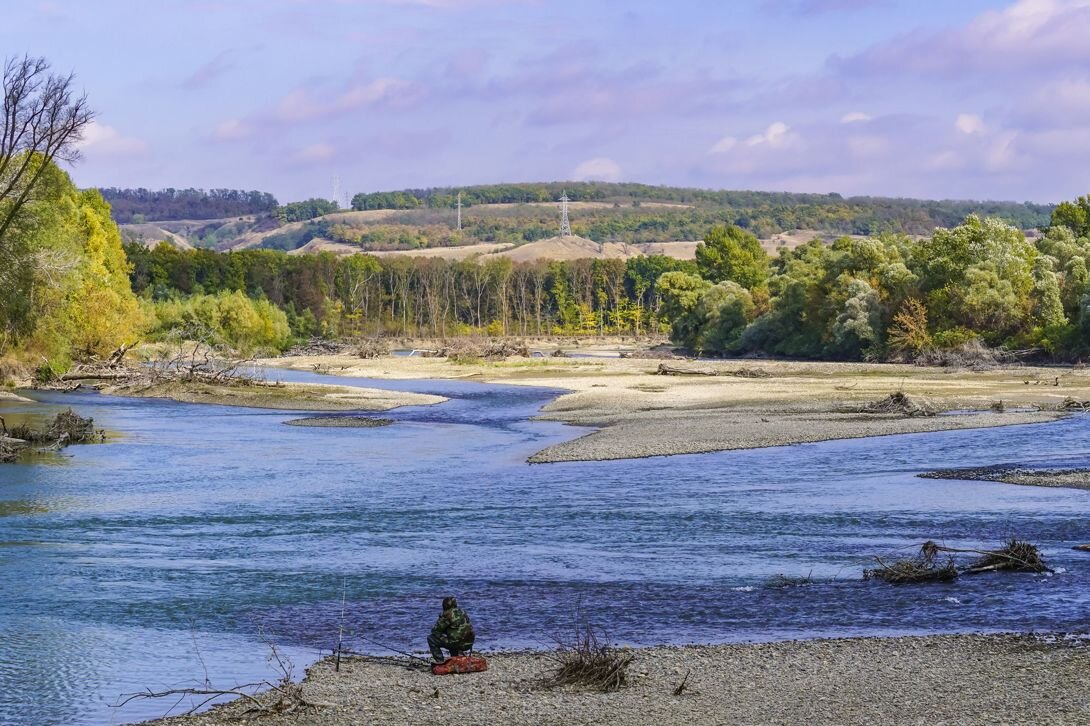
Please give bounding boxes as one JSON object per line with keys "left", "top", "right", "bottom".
{"left": 6, "top": 0, "right": 1090, "bottom": 203}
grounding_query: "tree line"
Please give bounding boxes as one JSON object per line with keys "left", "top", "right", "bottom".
{"left": 124, "top": 244, "right": 697, "bottom": 344}
{"left": 659, "top": 205, "right": 1090, "bottom": 361}
{"left": 349, "top": 181, "right": 1053, "bottom": 234}
{"left": 99, "top": 187, "right": 279, "bottom": 223}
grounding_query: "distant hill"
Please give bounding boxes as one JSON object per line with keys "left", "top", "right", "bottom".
{"left": 113, "top": 181, "right": 1055, "bottom": 257}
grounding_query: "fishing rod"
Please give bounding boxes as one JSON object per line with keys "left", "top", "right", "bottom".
{"left": 351, "top": 634, "right": 433, "bottom": 665}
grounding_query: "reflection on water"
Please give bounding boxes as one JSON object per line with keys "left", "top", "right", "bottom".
{"left": 1, "top": 373, "right": 1089, "bottom": 725}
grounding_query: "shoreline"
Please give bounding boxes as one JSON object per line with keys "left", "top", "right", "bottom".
{"left": 98, "top": 379, "right": 446, "bottom": 412}
{"left": 922, "top": 465, "right": 1090, "bottom": 491}
{"left": 143, "top": 632, "right": 1090, "bottom": 725}
{"left": 260, "top": 353, "right": 1084, "bottom": 465}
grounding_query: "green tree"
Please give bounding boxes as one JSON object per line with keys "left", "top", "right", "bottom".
{"left": 695, "top": 224, "right": 769, "bottom": 289}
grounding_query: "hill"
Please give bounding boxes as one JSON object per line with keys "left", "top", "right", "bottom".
{"left": 115, "top": 181, "right": 1054, "bottom": 259}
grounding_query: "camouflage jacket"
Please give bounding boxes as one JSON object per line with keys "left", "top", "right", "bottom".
{"left": 431, "top": 607, "right": 475, "bottom": 644}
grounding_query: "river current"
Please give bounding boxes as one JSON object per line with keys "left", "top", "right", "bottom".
{"left": 1, "top": 371, "right": 1089, "bottom": 725}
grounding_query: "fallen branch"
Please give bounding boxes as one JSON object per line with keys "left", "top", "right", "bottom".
{"left": 656, "top": 363, "right": 718, "bottom": 377}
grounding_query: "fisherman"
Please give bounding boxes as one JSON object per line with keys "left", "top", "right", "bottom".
{"left": 428, "top": 596, "right": 475, "bottom": 662}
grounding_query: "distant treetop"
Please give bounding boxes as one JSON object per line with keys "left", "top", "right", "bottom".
{"left": 99, "top": 187, "right": 279, "bottom": 223}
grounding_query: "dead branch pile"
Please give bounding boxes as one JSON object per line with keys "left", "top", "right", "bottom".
{"left": 2, "top": 410, "right": 104, "bottom": 461}
{"left": 864, "top": 539, "right": 1052, "bottom": 583}
{"left": 355, "top": 338, "right": 389, "bottom": 359}
{"left": 35, "top": 344, "right": 133, "bottom": 390}
{"left": 439, "top": 339, "right": 532, "bottom": 361}
{"left": 284, "top": 338, "right": 352, "bottom": 357}
{"left": 0, "top": 437, "right": 19, "bottom": 463}
{"left": 914, "top": 340, "right": 1024, "bottom": 370}
{"left": 620, "top": 346, "right": 682, "bottom": 360}
{"left": 547, "top": 621, "right": 633, "bottom": 693}
{"left": 854, "top": 392, "right": 936, "bottom": 417}
{"left": 656, "top": 363, "right": 718, "bottom": 376}
{"left": 962, "top": 539, "right": 1051, "bottom": 574}
{"left": 864, "top": 541, "right": 958, "bottom": 584}
{"left": 145, "top": 343, "right": 259, "bottom": 387}
{"left": 731, "top": 366, "right": 772, "bottom": 379}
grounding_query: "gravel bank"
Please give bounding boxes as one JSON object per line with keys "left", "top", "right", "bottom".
{"left": 283, "top": 416, "right": 393, "bottom": 427}
{"left": 264, "top": 354, "right": 1085, "bottom": 463}
{"left": 143, "top": 634, "right": 1090, "bottom": 725}
{"left": 921, "top": 466, "right": 1090, "bottom": 491}
{"left": 529, "top": 407, "right": 1062, "bottom": 463}
{"left": 104, "top": 380, "right": 445, "bottom": 412}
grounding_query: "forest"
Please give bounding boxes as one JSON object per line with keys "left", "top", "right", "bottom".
{"left": 99, "top": 187, "right": 279, "bottom": 223}
{"left": 121, "top": 195, "right": 1090, "bottom": 361}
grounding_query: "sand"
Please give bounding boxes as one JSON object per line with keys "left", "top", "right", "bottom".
{"left": 102, "top": 379, "right": 445, "bottom": 412}
{"left": 261, "top": 353, "right": 1085, "bottom": 463}
{"left": 142, "top": 633, "right": 1090, "bottom": 725}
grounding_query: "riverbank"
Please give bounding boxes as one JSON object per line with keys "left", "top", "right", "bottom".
{"left": 922, "top": 466, "right": 1090, "bottom": 491}
{"left": 101, "top": 379, "right": 445, "bottom": 412}
{"left": 261, "top": 352, "right": 1085, "bottom": 462}
{"left": 145, "top": 633, "right": 1090, "bottom": 725}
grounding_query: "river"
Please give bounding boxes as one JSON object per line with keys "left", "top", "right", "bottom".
{"left": 2, "top": 371, "right": 1089, "bottom": 725}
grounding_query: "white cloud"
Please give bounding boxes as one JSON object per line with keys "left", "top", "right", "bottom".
{"left": 956, "top": 113, "right": 985, "bottom": 135}
{"left": 295, "top": 142, "right": 336, "bottom": 163}
{"left": 746, "top": 121, "right": 794, "bottom": 147}
{"left": 274, "top": 77, "right": 418, "bottom": 124}
{"left": 213, "top": 119, "right": 252, "bottom": 141}
{"left": 709, "top": 135, "right": 738, "bottom": 154}
{"left": 75, "top": 121, "right": 148, "bottom": 158}
{"left": 572, "top": 157, "right": 622, "bottom": 182}
{"left": 840, "top": 111, "right": 872, "bottom": 124}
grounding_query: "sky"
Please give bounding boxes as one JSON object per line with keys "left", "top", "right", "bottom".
{"left": 4, "top": 0, "right": 1090, "bottom": 203}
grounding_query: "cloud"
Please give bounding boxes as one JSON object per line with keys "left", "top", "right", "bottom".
{"left": 709, "top": 135, "right": 738, "bottom": 153}
{"left": 833, "top": 0, "right": 1090, "bottom": 76}
{"left": 763, "top": 0, "right": 884, "bottom": 14}
{"left": 746, "top": 121, "right": 795, "bottom": 148}
{"left": 181, "top": 50, "right": 236, "bottom": 90}
{"left": 75, "top": 121, "right": 148, "bottom": 158}
{"left": 956, "top": 113, "right": 985, "bottom": 135}
{"left": 272, "top": 77, "right": 420, "bottom": 124}
{"left": 294, "top": 142, "right": 336, "bottom": 163}
{"left": 572, "top": 157, "right": 622, "bottom": 182}
{"left": 840, "top": 111, "right": 872, "bottom": 124}
{"left": 213, "top": 119, "right": 253, "bottom": 141}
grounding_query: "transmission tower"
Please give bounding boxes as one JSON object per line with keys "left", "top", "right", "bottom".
{"left": 559, "top": 192, "right": 572, "bottom": 237}
{"left": 457, "top": 191, "right": 462, "bottom": 231}
{"left": 331, "top": 176, "right": 342, "bottom": 208}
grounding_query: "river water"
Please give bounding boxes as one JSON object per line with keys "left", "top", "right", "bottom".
{"left": 1, "top": 372, "right": 1089, "bottom": 725}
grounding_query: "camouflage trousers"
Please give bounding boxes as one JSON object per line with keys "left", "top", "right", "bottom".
{"left": 428, "top": 633, "right": 474, "bottom": 662}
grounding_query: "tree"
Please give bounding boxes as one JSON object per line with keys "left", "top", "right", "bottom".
{"left": 1, "top": 55, "right": 94, "bottom": 242}
{"left": 1051, "top": 196, "right": 1090, "bottom": 238}
{"left": 694, "top": 224, "right": 769, "bottom": 289}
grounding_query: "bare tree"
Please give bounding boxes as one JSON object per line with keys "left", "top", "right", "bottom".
{"left": 0, "top": 55, "right": 94, "bottom": 242}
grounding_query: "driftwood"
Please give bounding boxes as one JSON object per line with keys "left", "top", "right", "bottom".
{"left": 853, "top": 392, "right": 936, "bottom": 417}
{"left": 114, "top": 634, "right": 335, "bottom": 718}
{"left": 1059, "top": 397, "right": 1090, "bottom": 411}
{"left": 546, "top": 619, "right": 632, "bottom": 693}
{"left": 864, "top": 541, "right": 958, "bottom": 584}
{"left": 864, "top": 539, "right": 1051, "bottom": 583}
{"left": 656, "top": 363, "right": 717, "bottom": 377}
